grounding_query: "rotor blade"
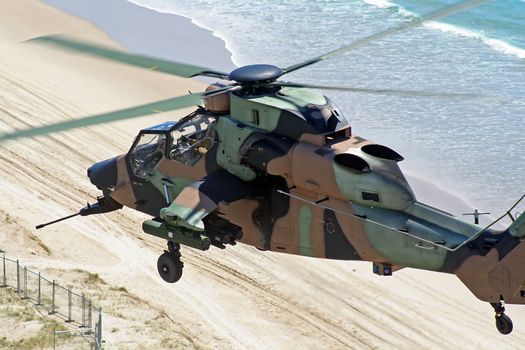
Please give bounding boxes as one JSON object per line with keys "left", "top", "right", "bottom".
{"left": 282, "top": 0, "right": 489, "bottom": 74}
{"left": 272, "top": 81, "right": 495, "bottom": 100}
{"left": 0, "top": 83, "right": 237, "bottom": 142}
{"left": 0, "top": 92, "right": 210, "bottom": 142}
{"left": 28, "top": 35, "right": 229, "bottom": 79}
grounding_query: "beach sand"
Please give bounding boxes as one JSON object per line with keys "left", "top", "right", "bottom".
{"left": 0, "top": 0, "right": 524, "bottom": 349}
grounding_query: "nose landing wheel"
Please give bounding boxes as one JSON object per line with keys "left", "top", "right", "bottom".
{"left": 157, "top": 242, "right": 184, "bottom": 283}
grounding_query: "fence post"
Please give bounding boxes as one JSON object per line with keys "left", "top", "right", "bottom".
{"left": 22, "top": 266, "right": 28, "bottom": 299}
{"left": 50, "top": 280, "right": 56, "bottom": 315}
{"left": 81, "top": 293, "right": 86, "bottom": 328}
{"left": 16, "top": 259, "right": 20, "bottom": 294}
{"left": 36, "top": 272, "right": 42, "bottom": 306}
{"left": 87, "top": 299, "right": 93, "bottom": 332}
{"left": 1, "top": 255, "right": 5, "bottom": 287}
{"left": 95, "top": 308, "right": 102, "bottom": 350}
{"left": 66, "top": 285, "right": 72, "bottom": 322}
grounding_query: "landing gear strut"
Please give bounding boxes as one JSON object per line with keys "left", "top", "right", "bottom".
{"left": 157, "top": 241, "right": 184, "bottom": 283}
{"left": 491, "top": 300, "right": 513, "bottom": 335}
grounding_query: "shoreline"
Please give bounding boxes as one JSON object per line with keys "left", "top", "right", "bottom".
{"left": 134, "top": 0, "right": 525, "bottom": 66}
{"left": 126, "top": 0, "right": 243, "bottom": 67}
{"left": 43, "top": 0, "right": 236, "bottom": 74}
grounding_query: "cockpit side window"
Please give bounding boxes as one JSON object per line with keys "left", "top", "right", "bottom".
{"left": 130, "top": 133, "right": 167, "bottom": 179}
{"left": 169, "top": 114, "right": 216, "bottom": 166}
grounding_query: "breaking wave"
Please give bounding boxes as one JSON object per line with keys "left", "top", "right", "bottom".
{"left": 363, "top": 0, "right": 525, "bottom": 59}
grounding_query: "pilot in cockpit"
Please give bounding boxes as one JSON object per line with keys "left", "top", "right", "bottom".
{"left": 169, "top": 114, "right": 216, "bottom": 166}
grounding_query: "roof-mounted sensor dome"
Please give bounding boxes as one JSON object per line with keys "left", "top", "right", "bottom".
{"left": 229, "top": 64, "right": 283, "bottom": 84}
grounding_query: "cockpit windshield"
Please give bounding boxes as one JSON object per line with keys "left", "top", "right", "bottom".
{"left": 130, "top": 133, "right": 166, "bottom": 178}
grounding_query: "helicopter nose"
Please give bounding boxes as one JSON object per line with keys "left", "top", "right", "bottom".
{"left": 87, "top": 157, "right": 118, "bottom": 190}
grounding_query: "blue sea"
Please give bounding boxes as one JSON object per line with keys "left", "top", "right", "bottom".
{"left": 129, "top": 0, "right": 524, "bottom": 216}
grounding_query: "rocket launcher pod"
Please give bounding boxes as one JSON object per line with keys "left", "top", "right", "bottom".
{"left": 142, "top": 219, "right": 211, "bottom": 251}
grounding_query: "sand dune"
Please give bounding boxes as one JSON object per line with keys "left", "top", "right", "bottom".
{"left": 1, "top": 1, "right": 524, "bottom": 349}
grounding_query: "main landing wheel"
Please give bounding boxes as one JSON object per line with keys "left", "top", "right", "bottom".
{"left": 495, "top": 314, "right": 513, "bottom": 335}
{"left": 157, "top": 251, "right": 184, "bottom": 283}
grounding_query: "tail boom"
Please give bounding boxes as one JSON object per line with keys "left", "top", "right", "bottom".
{"left": 456, "top": 218, "right": 525, "bottom": 304}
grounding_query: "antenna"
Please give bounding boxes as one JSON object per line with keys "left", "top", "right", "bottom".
{"left": 463, "top": 209, "right": 490, "bottom": 225}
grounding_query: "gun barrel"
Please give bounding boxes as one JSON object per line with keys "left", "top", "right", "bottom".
{"left": 35, "top": 213, "right": 80, "bottom": 230}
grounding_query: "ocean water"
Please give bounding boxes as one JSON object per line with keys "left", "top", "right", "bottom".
{"left": 128, "top": 0, "right": 524, "bottom": 216}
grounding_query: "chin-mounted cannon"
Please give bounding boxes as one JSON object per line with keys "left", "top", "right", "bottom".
{"left": 36, "top": 196, "right": 122, "bottom": 230}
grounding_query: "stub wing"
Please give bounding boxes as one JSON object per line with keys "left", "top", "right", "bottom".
{"left": 160, "top": 170, "right": 258, "bottom": 231}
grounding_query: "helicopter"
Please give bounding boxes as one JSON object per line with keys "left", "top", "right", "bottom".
{"left": 1, "top": 0, "right": 524, "bottom": 336}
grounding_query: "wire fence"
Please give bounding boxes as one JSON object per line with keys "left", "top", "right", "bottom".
{"left": 0, "top": 255, "right": 102, "bottom": 349}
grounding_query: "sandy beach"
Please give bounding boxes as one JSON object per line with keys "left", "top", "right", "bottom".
{"left": 0, "top": 0, "right": 524, "bottom": 349}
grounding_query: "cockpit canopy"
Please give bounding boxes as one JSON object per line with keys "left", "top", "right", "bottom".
{"left": 128, "top": 111, "right": 216, "bottom": 179}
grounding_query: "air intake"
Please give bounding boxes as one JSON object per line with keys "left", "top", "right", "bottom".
{"left": 361, "top": 144, "right": 404, "bottom": 162}
{"left": 334, "top": 153, "right": 370, "bottom": 173}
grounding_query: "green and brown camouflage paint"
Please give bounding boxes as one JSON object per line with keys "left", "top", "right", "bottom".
{"left": 93, "top": 87, "right": 525, "bottom": 306}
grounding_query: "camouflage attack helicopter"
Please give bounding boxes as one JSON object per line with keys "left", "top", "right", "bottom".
{"left": 1, "top": 0, "right": 524, "bottom": 335}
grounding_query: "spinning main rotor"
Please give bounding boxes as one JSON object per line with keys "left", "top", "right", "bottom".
{"left": 0, "top": 0, "right": 489, "bottom": 142}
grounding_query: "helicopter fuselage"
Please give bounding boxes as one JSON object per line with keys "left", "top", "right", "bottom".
{"left": 86, "top": 88, "right": 525, "bottom": 307}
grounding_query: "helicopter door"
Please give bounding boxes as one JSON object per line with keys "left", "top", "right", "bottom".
{"left": 129, "top": 132, "right": 167, "bottom": 179}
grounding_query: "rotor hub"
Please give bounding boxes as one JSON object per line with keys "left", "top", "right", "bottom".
{"left": 228, "top": 64, "right": 283, "bottom": 84}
